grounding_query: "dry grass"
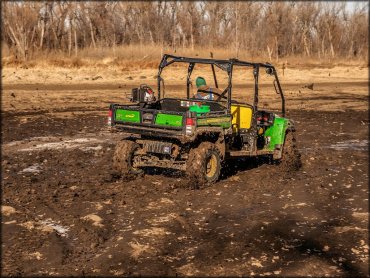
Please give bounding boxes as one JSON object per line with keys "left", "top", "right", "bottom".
{"left": 2, "top": 44, "right": 368, "bottom": 70}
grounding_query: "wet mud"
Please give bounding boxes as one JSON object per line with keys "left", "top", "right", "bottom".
{"left": 1, "top": 95, "right": 369, "bottom": 276}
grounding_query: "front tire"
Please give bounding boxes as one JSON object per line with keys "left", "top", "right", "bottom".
{"left": 113, "top": 140, "right": 143, "bottom": 177}
{"left": 186, "top": 142, "right": 222, "bottom": 188}
{"left": 279, "top": 132, "right": 302, "bottom": 171}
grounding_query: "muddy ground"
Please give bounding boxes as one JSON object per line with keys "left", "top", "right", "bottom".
{"left": 1, "top": 78, "right": 369, "bottom": 276}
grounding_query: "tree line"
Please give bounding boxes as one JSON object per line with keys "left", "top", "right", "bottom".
{"left": 2, "top": 1, "right": 368, "bottom": 61}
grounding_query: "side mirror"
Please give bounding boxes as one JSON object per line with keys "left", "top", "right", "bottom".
{"left": 266, "top": 67, "right": 274, "bottom": 75}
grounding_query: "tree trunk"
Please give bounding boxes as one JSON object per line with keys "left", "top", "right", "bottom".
{"left": 30, "top": 27, "right": 36, "bottom": 55}
{"left": 275, "top": 36, "right": 279, "bottom": 61}
{"left": 328, "top": 28, "right": 335, "bottom": 58}
{"left": 267, "top": 45, "right": 273, "bottom": 62}
{"left": 74, "top": 24, "right": 78, "bottom": 57}
{"left": 321, "top": 38, "right": 325, "bottom": 57}
{"left": 89, "top": 20, "right": 96, "bottom": 49}
{"left": 7, "top": 24, "right": 26, "bottom": 60}
{"left": 68, "top": 23, "right": 72, "bottom": 57}
{"left": 235, "top": 4, "right": 239, "bottom": 57}
{"left": 303, "top": 35, "right": 310, "bottom": 56}
{"left": 190, "top": 20, "right": 194, "bottom": 51}
{"left": 39, "top": 20, "right": 45, "bottom": 49}
{"left": 113, "top": 33, "right": 116, "bottom": 57}
{"left": 149, "top": 30, "right": 154, "bottom": 45}
{"left": 21, "top": 29, "right": 28, "bottom": 61}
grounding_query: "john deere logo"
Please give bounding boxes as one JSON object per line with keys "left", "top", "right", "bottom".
{"left": 125, "top": 114, "right": 135, "bottom": 118}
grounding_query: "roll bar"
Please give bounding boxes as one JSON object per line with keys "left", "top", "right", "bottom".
{"left": 157, "top": 54, "right": 285, "bottom": 117}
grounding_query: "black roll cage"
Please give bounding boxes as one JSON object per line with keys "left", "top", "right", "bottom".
{"left": 157, "top": 54, "right": 285, "bottom": 117}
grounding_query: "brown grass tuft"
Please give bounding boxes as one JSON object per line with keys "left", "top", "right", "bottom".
{"left": 71, "top": 57, "right": 84, "bottom": 68}
{"left": 49, "top": 58, "right": 69, "bottom": 68}
{"left": 2, "top": 44, "right": 367, "bottom": 70}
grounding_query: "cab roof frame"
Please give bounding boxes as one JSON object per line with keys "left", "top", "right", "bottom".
{"left": 157, "top": 54, "right": 285, "bottom": 117}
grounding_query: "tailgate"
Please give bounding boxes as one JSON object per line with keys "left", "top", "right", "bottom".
{"left": 112, "top": 105, "right": 185, "bottom": 130}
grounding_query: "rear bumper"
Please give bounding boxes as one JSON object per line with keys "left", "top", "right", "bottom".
{"left": 134, "top": 158, "right": 186, "bottom": 171}
{"left": 112, "top": 124, "right": 185, "bottom": 140}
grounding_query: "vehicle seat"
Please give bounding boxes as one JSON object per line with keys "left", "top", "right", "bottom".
{"left": 231, "top": 104, "right": 253, "bottom": 132}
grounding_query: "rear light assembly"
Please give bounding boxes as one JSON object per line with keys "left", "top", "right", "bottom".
{"left": 185, "top": 117, "right": 196, "bottom": 136}
{"left": 108, "top": 109, "right": 113, "bottom": 126}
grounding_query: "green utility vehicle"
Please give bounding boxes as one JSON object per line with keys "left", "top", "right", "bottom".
{"left": 109, "top": 54, "right": 300, "bottom": 186}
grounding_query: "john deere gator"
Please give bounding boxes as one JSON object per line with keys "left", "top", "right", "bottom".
{"left": 108, "top": 54, "right": 300, "bottom": 186}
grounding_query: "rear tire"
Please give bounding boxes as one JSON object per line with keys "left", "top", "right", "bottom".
{"left": 186, "top": 142, "right": 221, "bottom": 188}
{"left": 113, "top": 140, "right": 143, "bottom": 178}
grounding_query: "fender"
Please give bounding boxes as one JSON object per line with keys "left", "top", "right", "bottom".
{"left": 264, "top": 117, "right": 292, "bottom": 159}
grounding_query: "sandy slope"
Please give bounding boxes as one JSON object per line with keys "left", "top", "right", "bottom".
{"left": 2, "top": 64, "right": 368, "bottom": 113}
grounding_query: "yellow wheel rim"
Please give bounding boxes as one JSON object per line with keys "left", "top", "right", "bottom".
{"left": 206, "top": 154, "right": 217, "bottom": 178}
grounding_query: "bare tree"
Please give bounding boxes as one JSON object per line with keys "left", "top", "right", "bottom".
{"left": 1, "top": 1, "right": 368, "bottom": 61}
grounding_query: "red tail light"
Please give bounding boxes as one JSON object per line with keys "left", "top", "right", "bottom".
{"left": 108, "top": 109, "right": 113, "bottom": 126}
{"left": 186, "top": 118, "right": 196, "bottom": 126}
{"left": 185, "top": 117, "right": 196, "bottom": 136}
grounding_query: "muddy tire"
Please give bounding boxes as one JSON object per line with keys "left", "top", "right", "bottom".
{"left": 113, "top": 140, "right": 143, "bottom": 178}
{"left": 279, "top": 131, "right": 302, "bottom": 171}
{"left": 186, "top": 142, "right": 221, "bottom": 188}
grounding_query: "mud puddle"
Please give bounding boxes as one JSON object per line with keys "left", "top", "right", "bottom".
{"left": 3, "top": 131, "right": 121, "bottom": 154}
{"left": 328, "top": 139, "right": 368, "bottom": 151}
{"left": 300, "top": 139, "right": 368, "bottom": 152}
{"left": 39, "top": 219, "right": 70, "bottom": 237}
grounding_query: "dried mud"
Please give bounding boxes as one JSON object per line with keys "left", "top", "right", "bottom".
{"left": 1, "top": 81, "right": 369, "bottom": 276}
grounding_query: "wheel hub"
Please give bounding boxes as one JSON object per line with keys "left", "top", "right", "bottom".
{"left": 206, "top": 154, "right": 217, "bottom": 178}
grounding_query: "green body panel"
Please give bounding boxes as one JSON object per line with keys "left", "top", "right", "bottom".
{"left": 264, "top": 117, "right": 289, "bottom": 151}
{"left": 189, "top": 105, "right": 210, "bottom": 116}
{"left": 155, "top": 113, "right": 183, "bottom": 127}
{"left": 197, "top": 117, "right": 231, "bottom": 129}
{"left": 115, "top": 109, "right": 141, "bottom": 123}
